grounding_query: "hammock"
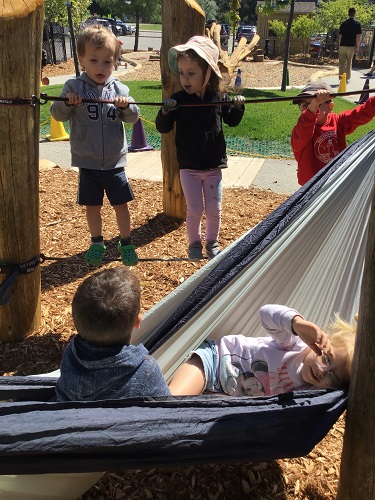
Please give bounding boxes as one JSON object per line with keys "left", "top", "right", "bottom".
{"left": 1, "top": 129, "right": 375, "bottom": 495}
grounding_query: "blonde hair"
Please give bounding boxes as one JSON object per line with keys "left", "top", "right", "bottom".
{"left": 77, "top": 24, "right": 121, "bottom": 63}
{"left": 326, "top": 313, "right": 357, "bottom": 385}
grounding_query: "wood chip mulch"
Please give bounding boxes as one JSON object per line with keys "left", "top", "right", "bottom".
{"left": 1, "top": 165, "right": 346, "bottom": 499}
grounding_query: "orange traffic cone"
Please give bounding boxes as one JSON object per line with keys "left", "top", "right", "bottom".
{"left": 128, "top": 118, "right": 153, "bottom": 152}
{"left": 46, "top": 116, "right": 70, "bottom": 142}
{"left": 355, "top": 78, "right": 370, "bottom": 104}
{"left": 338, "top": 73, "right": 347, "bottom": 93}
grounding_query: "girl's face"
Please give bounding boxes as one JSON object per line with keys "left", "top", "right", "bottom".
{"left": 79, "top": 41, "right": 116, "bottom": 85}
{"left": 177, "top": 57, "right": 206, "bottom": 97}
{"left": 300, "top": 348, "right": 348, "bottom": 389}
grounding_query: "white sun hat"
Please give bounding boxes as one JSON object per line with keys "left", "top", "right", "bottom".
{"left": 168, "top": 35, "right": 222, "bottom": 78}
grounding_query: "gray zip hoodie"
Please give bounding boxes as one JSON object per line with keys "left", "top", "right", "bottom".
{"left": 50, "top": 72, "right": 140, "bottom": 170}
{"left": 54, "top": 335, "right": 171, "bottom": 401}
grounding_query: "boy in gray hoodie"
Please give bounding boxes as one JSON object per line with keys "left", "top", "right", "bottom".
{"left": 54, "top": 267, "right": 171, "bottom": 401}
{"left": 51, "top": 24, "right": 139, "bottom": 267}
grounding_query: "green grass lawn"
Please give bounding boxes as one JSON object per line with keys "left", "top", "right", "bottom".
{"left": 139, "top": 24, "right": 162, "bottom": 31}
{"left": 40, "top": 81, "right": 374, "bottom": 158}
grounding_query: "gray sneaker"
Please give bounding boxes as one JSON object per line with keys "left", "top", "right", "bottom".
{"left": 188, "top": 241, "right": 203, "bottom": 261}
{"left": 206, "top": 240, "right": 221, "bottom": 259}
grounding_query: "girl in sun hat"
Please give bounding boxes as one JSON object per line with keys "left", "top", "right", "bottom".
{"left": 155, "top": 35, "right": 245, "bottom": 261}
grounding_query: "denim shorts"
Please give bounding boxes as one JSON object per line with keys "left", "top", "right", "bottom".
{"left": 77, "top": 167, "right": 135, "bottom": 206}
{"left": 192, "top": 339, "right": 223, "bottom": 393}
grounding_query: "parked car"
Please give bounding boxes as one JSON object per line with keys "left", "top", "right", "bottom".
{"left": 309, "top": 32, "right": 338, "bottom": 57}
{"left": 101, "top": 17, "right": 122, "bottom": 36}
{"left": 116, "top": 21, "right": 128, "bottom": 36}
{"left": 124, "top": 23, "right": 135, "bottom": 35}
{"left": 83, "top": 18, "right": 112, "bottom": 31}
{"left": 237, "top": 25, "right": 256, "bottom": 42}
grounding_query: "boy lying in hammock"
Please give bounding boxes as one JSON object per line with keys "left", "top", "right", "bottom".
{"left": 169, "top": 304, "right": 356, "bottom": 397}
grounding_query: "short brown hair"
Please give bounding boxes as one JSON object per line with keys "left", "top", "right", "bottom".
{"left": 72, "top": 267, "right": 141, "bottom": 346}
{"left": 77, "top": 23, "right": 120, "bottom": 62}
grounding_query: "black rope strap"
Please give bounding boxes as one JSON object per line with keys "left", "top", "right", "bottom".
{"left": 0, "top": 255, "right": 44, "bottom": 306}
{"left": 0, "top": 96, "right": 40, "bottom": 106}
{"left": 0, "top": 89, "right": 374, "bottom": 109}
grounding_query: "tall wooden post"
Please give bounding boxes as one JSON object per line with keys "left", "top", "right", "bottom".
{"left": 0, "top": 0, "right": 43, "bottom": 341}
{"left": 337, "top": 183, "right": 375, "bottom": 498}
{"left": 160, "top": 0, "right": 205, "bottom": 219}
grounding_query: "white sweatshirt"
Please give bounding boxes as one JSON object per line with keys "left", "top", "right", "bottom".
{"left": 217, "top": 304, "right": 312, "bottom": 396}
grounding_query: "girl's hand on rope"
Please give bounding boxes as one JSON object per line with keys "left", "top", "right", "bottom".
{"left": 232, "top": 95, "right": 245, "bottom": 108}
{"left": 292, "top": 315, "right": 333, "bottom": 356}
{"left": 162, "top": 98, "right": 177, "bottom": 114}
{"left": 65, "top": 92, "right": 82, "bottom": 106}
{"left": 114, "top": 96, "right": 129, "bottom": 109}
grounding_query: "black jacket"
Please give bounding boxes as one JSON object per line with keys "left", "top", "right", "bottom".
{"left": 155, "top": 90, "right": 244, "bottom": 170}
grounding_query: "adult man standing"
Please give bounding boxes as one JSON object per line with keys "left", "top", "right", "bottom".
{"left": 338, "top": 7, "right": 361, "bottom": 84}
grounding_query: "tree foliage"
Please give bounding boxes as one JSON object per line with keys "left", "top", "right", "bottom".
{"left": 229, "top": 0, "right": 241, "bottom": 51}
{"left": 268, "top": 19, "right": 286, "bottom": 37}
{"left": 45, "top": 0, "right": 90, "bottom": 26}
{"left": 198, "top": 0, "right": 219, "bottom": 21}
{"left": 268, "top": 19, "right": 286, "bottom": 56}
{"left": 315, "top": 0, "right": 375, "bottom": 33}
{"left": 87, "top": 0, "right": 161, "bottom": 22}
{"left": 291, "top": 15, "right": 318, "bottom": 54}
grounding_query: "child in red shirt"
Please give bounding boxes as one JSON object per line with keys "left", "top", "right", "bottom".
{"left": 291, "top": 81, "right": 375, "bottom": 185}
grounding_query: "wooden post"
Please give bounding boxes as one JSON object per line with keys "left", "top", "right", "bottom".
{"left": 0, "top": 0, "right": 43, "bottom": 341}
{"left": 160, "top": 0, "right": 205, "bottom": 219}
{"left": 337, "top": 183, "right": 375, "bottom": 498}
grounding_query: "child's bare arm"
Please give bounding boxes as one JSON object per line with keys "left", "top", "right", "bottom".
{"left": 292, "top": 315, "right": 333, "bottom": 356}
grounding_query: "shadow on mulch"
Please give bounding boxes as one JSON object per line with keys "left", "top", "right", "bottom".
{"left": 0, "top": 331, "right": 67, "bottom": 376}
{"left": 41, "top": 213, "right": 184, "bottom": 291}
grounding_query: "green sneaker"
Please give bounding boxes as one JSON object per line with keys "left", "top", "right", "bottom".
{"left": 118, "top": 242, "right": 138, "bottom": 266}
{"left": 84, "top": 244, "right": 106, "bottom": 266}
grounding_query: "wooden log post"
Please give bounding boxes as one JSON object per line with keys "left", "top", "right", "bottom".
{"left": 160, "top": 0, "right": 205, "bottom": 219}
{"left": 0, "top": 0, "right": 43, "bottom": 341}
{"left": 337, "top": 183, "right": 375, "bottom": 498}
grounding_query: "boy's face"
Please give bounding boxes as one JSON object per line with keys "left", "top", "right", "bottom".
{"left": 300, "top": 348, "right": 348, "bottom": 389}
{"left": 177, "top": 57, "right": 205, "bottom": 96}
{"left": 79, "top": 41, "right": 117, "bottom": 85}
{"left": 299, "top": 98, "right": 334, "bottom": 125}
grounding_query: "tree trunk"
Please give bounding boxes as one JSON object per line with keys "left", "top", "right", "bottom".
{"left": 281, "top": 0, "right": 294, "bottom": 91}
{"left": 337, "top": 182, "right": 375, "bottom": 499}
{"left": 160, "top": 0, "right": 205, "bottom": 219}
{"left": 134, "top": 11, "right": 139, "bottom": 52}
{"left": 0, "top": 0, "right": 43, "bottom": 341}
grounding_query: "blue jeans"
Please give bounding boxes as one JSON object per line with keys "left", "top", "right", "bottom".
{"left": 192, "top": 340, "right": 222, "bottom": 393}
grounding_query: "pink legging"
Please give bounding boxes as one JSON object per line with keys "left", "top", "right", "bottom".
{"left": 180, "top": 168, "right": 223, "bottom": 244}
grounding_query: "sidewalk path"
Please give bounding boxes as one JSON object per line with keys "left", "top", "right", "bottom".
{"left": 39, "top": 140, "right": 300, "bottom": 195}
